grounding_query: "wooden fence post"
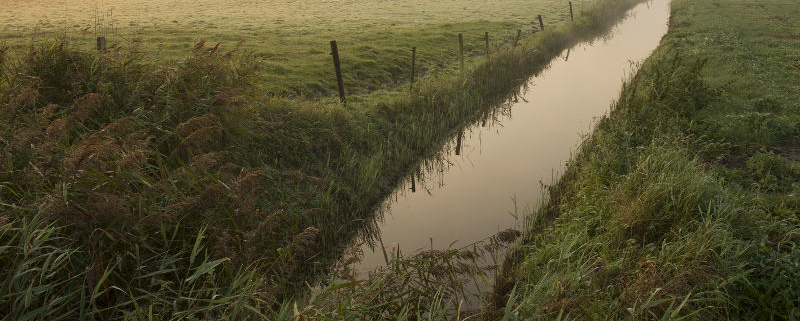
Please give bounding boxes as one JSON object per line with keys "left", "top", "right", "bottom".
{"left": 410, "top": 47, "right": 416, "bottom": 93}
{"left": 538, "top": 15, "right": 545, "bottom": 31}
{"left": 330, "top": 40, "right": 346, "bottom": 107}
{"left": 96, "top": 37, "right": 107, "bottom": 51}
{"left": 570, "top": 2, "right": 574, "bottom": 21}
{"left": 484, "top": 32, "right": 490, "bottom": 58}
{"left": 513, "top": 29, "right": 521, "bottom": 48}
{"left": 458, "top": 33, "right": 464, "bottom": 72}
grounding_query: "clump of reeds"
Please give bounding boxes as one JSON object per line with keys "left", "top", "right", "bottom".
{"left": 0, "top": 39, "right": 328, "bottom": 319}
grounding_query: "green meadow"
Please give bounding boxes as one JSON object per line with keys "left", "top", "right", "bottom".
{"left": 1, "top": 0, "right": 590, "bottom": 96}
{"left": 496, "top": 0, "right": 800, "bottom": 319}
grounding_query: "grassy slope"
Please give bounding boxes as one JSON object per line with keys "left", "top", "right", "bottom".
{"left": 0, "top": 0, "right": 648, "bottom": 319}
{"left": 497, "top": 0, "right": 800, "bottom": 319}
{"left": 1, "top": 0, "right": 592, "bottom": 97}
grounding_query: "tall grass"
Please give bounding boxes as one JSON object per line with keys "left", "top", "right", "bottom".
{"left": 0, "top": 213, "right": 273, "bottom": 320}
{"left": 495, "top": 0, "right": 800, "bottom": 317}
{"left": 0, "top": 0, "right": 651, "bottom": 318}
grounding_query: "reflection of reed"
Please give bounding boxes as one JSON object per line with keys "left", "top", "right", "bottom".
{"left": 350, "top": 81, "right": 529, "bottom": 281}
{"left": 332, "top": 226, "right": 523, "bottom": 314}
{"left": 333, "top": 77, "right": 538, "bottom": 312}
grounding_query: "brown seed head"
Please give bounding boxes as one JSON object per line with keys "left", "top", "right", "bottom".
{"left": 189, "top": 151, "right": 227, "bottom": 173}
{"left": 180, "top": 126, "right": 222, "bottom": 150}
{"left": 494, "top": 228, "right": 521, "bottom": 244}
{"left": 45, "top": 118, "right": 68, "bottom": 139}
{"left": 13, "top": 87, "right": 38, "bottom": 108}
{"left": 291, "top": 226, "right": 320, "bottom": 261}
{"left": 176, "top": 113, "right": 220, "bottom": 137}
{"left": 68, "top": 93, "right": 103, "bottom": 126}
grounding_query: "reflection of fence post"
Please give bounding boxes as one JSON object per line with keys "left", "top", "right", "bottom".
{"left": 96, "top": 37, "right": 107, "bottom": 51}
{"left": 410, "top": 47, "right": 416, "bottom": 93}
{"left": 569, "top": 2, "right": 574, "bottom": 21}
{"left": 330, "top": 40, "right": 346, "bottom": 107}
{"left": 455, "top": 132, "right": 462, "bottom": 155}
{"left": 484, "top": 32, "right": 489, "bottom": 58}
{"left": 538, "top": 15, "right": 545, "bottom": 31}
{"left": 513, "top": 29, "right": 521, "bottom": 48}
{"left": 458, "top": 33, "right": 464, "bottom": 73}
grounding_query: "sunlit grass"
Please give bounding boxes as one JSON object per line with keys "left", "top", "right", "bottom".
{"left": 1, "top": 0, "right": 595, "bottom": 96}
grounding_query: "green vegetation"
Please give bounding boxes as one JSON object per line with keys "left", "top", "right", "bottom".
{"left": 1, "top": 0, "right": 593, "bottom": 96}
{"left": 0, "top": 0, "right": 650, "bottom": 318}
{"left": 496, "top": 0, "right": 800, "bottom": 319}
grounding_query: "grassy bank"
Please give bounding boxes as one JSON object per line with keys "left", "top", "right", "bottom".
{"left": 0, "top": 0, "right": 647, "bottom": 319}
{"left": 2, "top": 0, "right": 593, "bottom": 97}
{"left": 496, "top": 0, "right": 800, "bottom": 319}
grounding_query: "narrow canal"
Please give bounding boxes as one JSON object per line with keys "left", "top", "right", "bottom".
{"left": 353, "top": 0, "right": 671, "bottom": 298}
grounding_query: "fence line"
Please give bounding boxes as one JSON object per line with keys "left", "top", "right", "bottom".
{"left": 76, "top": 7, "right": 578, "bottom": 106}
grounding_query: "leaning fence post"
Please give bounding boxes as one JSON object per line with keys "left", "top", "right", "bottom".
{"left": 538, "top": 15, "right": 545, "bottom": 31}
{"left": 513, "top": 29, "right": 521, "bottom": 48}
{"left": 410, "top": 47, "right": 416, "bottom": 93}
{"left": 458, "top": 33, "right": 464, "bottom": 73}
{"left": 569, "top": 2, "right": 574, "bottom": 21}
{"left": 330, "top": 40, "right": 346, "bottom": 107}
{"left": 96, "top": 36, "right": 107, "bottom": 52}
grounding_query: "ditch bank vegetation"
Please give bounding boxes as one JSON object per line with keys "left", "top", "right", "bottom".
{"left": 495, "top": 0, "right": 800, "bottom": 319}
{"left": 1, "top": 0, "right": 649, "bottom": 319}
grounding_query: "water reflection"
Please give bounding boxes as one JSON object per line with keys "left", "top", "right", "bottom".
{"left": 343, "top": 0, "right": 671, "bottom": 306}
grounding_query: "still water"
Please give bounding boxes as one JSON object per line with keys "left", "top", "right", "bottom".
{"left": 354, "top": 0, "right": 671, "bottom": 286}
